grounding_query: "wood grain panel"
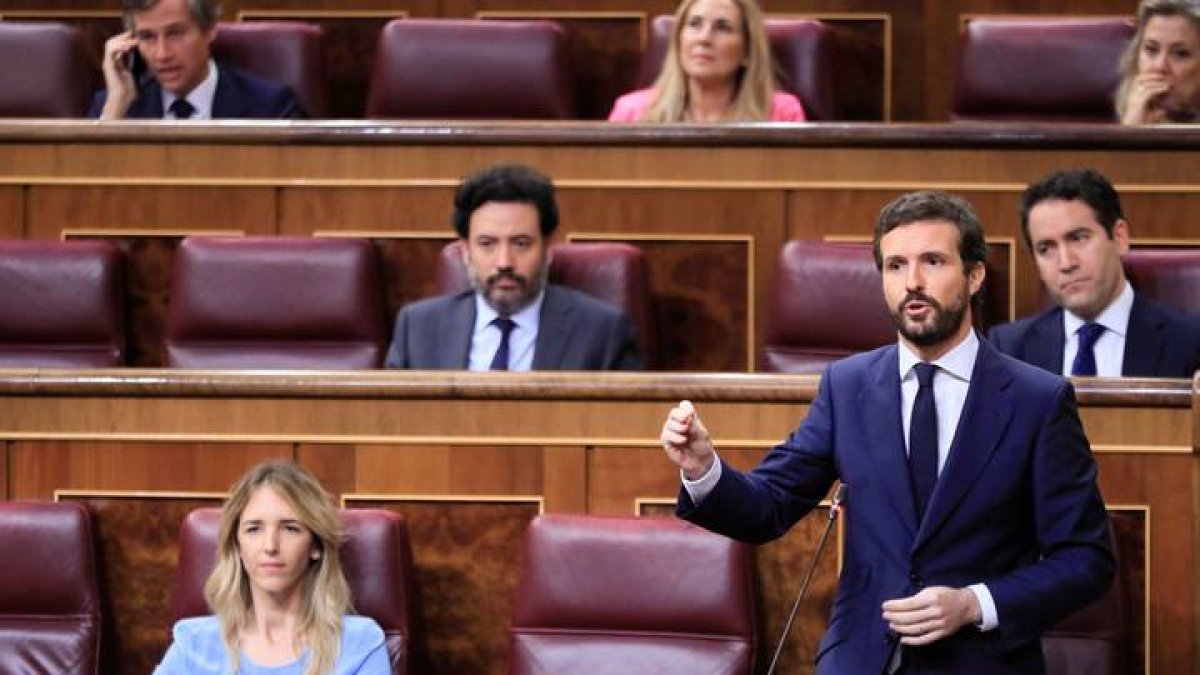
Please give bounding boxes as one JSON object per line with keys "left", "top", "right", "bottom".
{"left": 25, "top": 186, "right": 276, "bottom": 238}
{"left": 278, "top": 186, "right": 455, "bottom": 233}
{"left": 58, "top": 494, "right": 224, "bottom": 675}
{"left": 343, "top": 496, "right": 542, "bottom": 675}
{"left": 0, "top": 186, "right": 22, "bottom": 238}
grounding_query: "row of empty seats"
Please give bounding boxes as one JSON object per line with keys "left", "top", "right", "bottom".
{"left": 0, "top": 15, "right": 1135, "bottom": 121}
{"left": 2, "top": 237, "right": 1198, "bottom": 372}
{"left": 0, "top": 500, "right": 1135, "bottom": 675}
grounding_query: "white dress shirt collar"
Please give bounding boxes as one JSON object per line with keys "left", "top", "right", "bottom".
{"left": 162, "top": 58, "right": 218, "bottom": 120}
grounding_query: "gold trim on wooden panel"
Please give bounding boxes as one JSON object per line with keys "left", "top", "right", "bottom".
{"left": 1130, "top": 238, "right": 1200, "bottom": 247}
{"left": 341, "top": 493, "right": 545, "bottom": 514}
{"left": 475, "top": 10, "right": 649, "bottom": 49}
{"left": 54, "top": 489, "right": 226, "bottom": 501}
{"left": 1, "top": 432, "right": 779, "bottom": 449}
{"left": 633, "top": 496, "right": 675, "bottom": 516}
{"left": 235, "top": 10, "right": 408, "bottom": 21}
{"left": 567, "top": 231, "right": 756, "bottom": 371}
{"left": 62, "top": 228, "right": 244, "bottom": 240}
{"left": 959, "top": 13, "right": 1133, "bottom": 30}
{"left": 314, "top": 230, "right": 453, "bottom": 240}
{"left": 1092, "top": 444, "right": 1193, "bottom": 455}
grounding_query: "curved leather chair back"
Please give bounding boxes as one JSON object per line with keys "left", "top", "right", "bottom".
{"left": 0, "top": 22, "right": 99, "bottom": 117}
{"left": 165, "top": 236, "right": 387, "bottom": 369}
{"left": 1122, "top": 247, "right": 1200, "bottom": 315}
{"left": 171, "top": 507, "right": 422, "bottom": 675}
{"left": 212, "top": 21, "right": 329, "bottom": 118}
{"left": 509, "top": 514, "right": 757, "bottom": 675}
{"left": 952, "top": 17, "right": 1134, "bottom": 121}
{"left": 0, "top": 239, "right": 125, "bottom": 367}
{"left": 0, "top": 501, "right": 101, "bottom": 674}
{"left": 635, "top": 16, "right": 883, "bottom": 121}
{"left": 436, "top": 240, "right": 657, "bottom": 366}
{"left": 367, "top": 19, "right": 575, "bottom": 119}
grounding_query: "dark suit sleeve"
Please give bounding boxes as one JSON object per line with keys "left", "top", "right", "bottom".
{"left": 608, "top": 314, "right": 643, "bottom": 370}
{"left": 984, "top": 382, "right": 1115, "bottom": 649}
{"left": 87, "top": 91, "right": 106, "bottom": 119}
{"left": 678, "top": 367, "right": 838, "bottom": 544}
{"left": 269, "top": 87, "right": 306, "bottom": 120}
{"left": 383, "top": 308, "right": 411, "bottom": 369}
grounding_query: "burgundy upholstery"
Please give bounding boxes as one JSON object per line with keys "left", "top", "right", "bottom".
{"left": 165, "top": 236, "right": 386, "bottom": 369}
{"left": 635, "top": 16, "right": 883, "bottom": 121}
{"left": 212, "top": 21, "right": 329, "bottom": 118}
{"left": 0, "top": 240, "right": 125, "bottom": 367}
{"left": 0, "top": 501, "right": 101, "bottom": 675}
{"left": 436, "top": 240, "right": 658, "bottom": 367}
{"left": 952, "top": 18, "right": 1134, "bottom": 122}
{"left": 761, "top": 241, "right": 895, "bottom": 373}
{"left": 1122, "top": 247, "right": 1200, "bottom": 315}
{"left": 509, "top": 514, "right": 757, "bottom": 675}
{"left": 171, "top": 508, "right": 422, "bottom": 675}
{"left": 1042, "top": 522, "right": 1128, "bottom": 675}
{"left": 0, "top": 22, "right": 99, "bottom": 117}
{"left": 366, "top": 19, "right": 575, "bottom": 119}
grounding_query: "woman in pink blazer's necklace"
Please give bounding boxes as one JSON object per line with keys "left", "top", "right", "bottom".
{"left": 608, "top": 0, "right": 805, "bottom": 123}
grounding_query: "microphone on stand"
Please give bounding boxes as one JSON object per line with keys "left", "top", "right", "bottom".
{"left": 764, "top": 483, "right": 848, "bottom": 675}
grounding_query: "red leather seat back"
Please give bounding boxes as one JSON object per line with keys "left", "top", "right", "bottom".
{"left": 509, "top": 514, "right": 757, "bottom": 675}
{"left": 635, "top": 16, "right": 883, "bottom": 121}
{"left": 0, "top": 239, "right": 125, "bottom": 367}
{"left": 212, "top": 21, "right": 329, "bottom": 118}
{"left": 436, "top": 240, "right": 657, "bottom": 366}
{"left": 171, "top": 508, "right": 421, "bottom": 675}
{"left": 1122, "top": 247, "right": 1200, "bottom": 315}
{"left": 366, "top": 19, "right": 575, "bottom": 119}
{"left": 761, "top": 241, "right": 894, "bottom": 373}
{"left": 0, "top": 22, "right": 99, "bottom": 117}
{"left": 0, "top": 501, "right": 101, "bottom": 675}
{"left": 165, "top": 236, "right": 386, "bottom": 369}
{"left": 952, "top": 17, "right": 1134, "bottom": 121}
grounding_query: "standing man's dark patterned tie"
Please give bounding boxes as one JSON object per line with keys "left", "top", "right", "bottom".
{"left": 1070, "top": 323, "right": 1105, "bottom": 377}
{"left": 489, "top": 317, "right": 516, "bottom": 371}
{"left": 908, "top": 363, "right": 939, "bottom": 520}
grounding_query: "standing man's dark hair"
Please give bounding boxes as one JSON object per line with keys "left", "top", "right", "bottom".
{"left": 122, "top": 0, "right": 220, "bottom": 30}
{"left": 1018, "top": 169, "right": 1125, "bottom": 249}
{"left": 452, "top": 164, "right": 559, "bottom": 239}
{"left": 872, "top": 190, "right": 989, "bottom": 272}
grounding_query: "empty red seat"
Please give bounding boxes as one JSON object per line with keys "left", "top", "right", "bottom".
{"left": 0, "top": 22, "right": 99, "bottom": 117}
{"left": 212, "top": 21, "right": 329, "bottom": 118}
{"left": 366, "top": 19, "right": 575, "bottom": 119}
{"left": 0, "top": 239, "right": 125, "bottom": 367}
{"left": 1122, "top": 247, "right": 1200, "bottom": 315}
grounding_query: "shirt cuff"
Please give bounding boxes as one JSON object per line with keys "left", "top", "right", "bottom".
{"left": 681, "top": 454, "right": 722, "bottom": 504}
{"left": 968, "top": 583, "right": 998, "bottom": 631}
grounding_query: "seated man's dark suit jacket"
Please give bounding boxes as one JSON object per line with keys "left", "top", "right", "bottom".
{"left": 987, "top": 293, "right": 1200, "bottom": 378}
{"left": 384, "top": 284, "right": 643, "bottom": 370}
{"left": 88, "top": 62, "right": 304, "bottom": 119}
{"left": 678, "top": 338, "right": 1114, "bottom": 675}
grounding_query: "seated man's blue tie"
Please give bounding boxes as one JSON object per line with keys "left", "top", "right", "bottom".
{"left": 908, "top": 363, "right": 938, "bottom": 520}
{"left": 490, "top": 317, "right": 516, "bottom": 371}
{"left": 169, "top": 99, "right": 195, "bottom": 119}
{"left": 1071, "top": 323, "right": 1105, "bottom": 377}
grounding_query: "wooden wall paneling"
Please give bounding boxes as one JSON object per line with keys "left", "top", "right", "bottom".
{"left": 236, "top": 11, "right": 409, "bottom": 119}
{"left": 25, "top": 186, "right": 277, "bottom": 236}
{"left": 1107, "top": 506, "right": 1149, "bottom": 675}
{"left": 343, "top": 494, "right": 543, "bottom": 675}
{"left": 278, "top": 186, "right": 456, "bottom": 233}
{"left": 57, "top": 491, "right": 225, "bottom": 675}
{"left": 0, "top": 441, "right": 8, "bottom": 500}
{"left": 0, "top": 186, "right": 23, "bottom": 238}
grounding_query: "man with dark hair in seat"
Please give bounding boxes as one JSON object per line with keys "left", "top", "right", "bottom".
{"left": 989, "top": 168, "right": 1200, "bottom": 377}
{"left": 90, "top": 0, "right": 303, "bottom": 120}
{"left": 385, "top": 163, "right": 643, "bottom": 371}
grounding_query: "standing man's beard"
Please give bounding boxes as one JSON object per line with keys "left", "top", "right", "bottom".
{"left": 891, "top": 289, "right": 969, "bottom": 347}
{"left": 470, "top": 264, "right": 549, "bottom": 316}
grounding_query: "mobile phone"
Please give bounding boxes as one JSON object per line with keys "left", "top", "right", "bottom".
{"left": 125, "top": 47, "right": 150, "bottom": 92}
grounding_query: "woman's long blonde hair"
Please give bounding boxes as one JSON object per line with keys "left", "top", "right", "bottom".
{"left": 1115, "top": 0, "right": 1200, "bottom": 119}
{"left": 641, "top": 0, "right": 777, "bottom": 122}
{"left": 204, "top": 460, "right": 354, "bottom": 675}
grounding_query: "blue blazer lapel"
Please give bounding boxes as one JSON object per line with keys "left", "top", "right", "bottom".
{"left": 858, "top": 346, "right": 919, "bottom": 540}
{"left": 211, "top": 64, "right": 247, "bottom": 118}
{"left": 1027, "top": 309, "right": 1066, "bottom": 374}
{"left": 915, "top": 340, "right": 1014, "bottom": 552}
{"left": 439, "top": 293, "right": 475, "bottom": 369}
{"left": 1123, "top": 294, "right": 1165, "bottom": 376}
{"left": 532, "top": 285, "right": 572, "bottom": 370}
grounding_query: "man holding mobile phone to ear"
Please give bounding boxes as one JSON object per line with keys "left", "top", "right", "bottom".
{"left": 90, "top": 0, "right": 304, "bottom": 120}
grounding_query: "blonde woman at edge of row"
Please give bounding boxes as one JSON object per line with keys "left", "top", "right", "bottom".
{"left": 153, "top": 460, "right": 390, "bottom": 675}
{"left": 609, "top": 0, "right": 806, "bottom": 122}
{"left": 1119, "top": 0, "right": 1200, "bottom": 124}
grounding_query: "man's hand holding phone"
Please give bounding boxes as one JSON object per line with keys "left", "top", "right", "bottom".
{"left": 99, "top": 32, "right": 142, "bottom": 119}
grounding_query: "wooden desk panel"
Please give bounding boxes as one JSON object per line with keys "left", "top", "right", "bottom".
{"left": 0, "top": 370, "right": 1192, "bottom": 675}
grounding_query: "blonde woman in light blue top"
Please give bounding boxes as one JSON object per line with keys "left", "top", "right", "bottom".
{"left": 154, "top": 460, "right": 389, "bottom": 675}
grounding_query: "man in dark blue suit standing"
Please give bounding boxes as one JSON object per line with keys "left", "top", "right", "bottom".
{"left": 989, "top": 169, "right": 1200, "bottom": 378}
{"left": 661, "top": 191, "right": 1113, "bottom": 675}
{"left": 90, "top": 0, "right": 303, "bottom": 120}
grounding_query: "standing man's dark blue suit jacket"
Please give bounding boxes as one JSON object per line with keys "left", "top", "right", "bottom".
{"left": 987, "top": 293, "right": 1200, "bottom": 378}
{"left": 679, "top": 338, "right": 1114, "bottom": 675}
{"left": 87, "top": 63, "right": 304, "bottom": 119}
